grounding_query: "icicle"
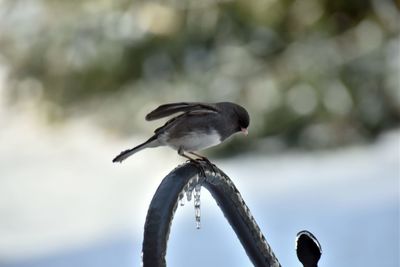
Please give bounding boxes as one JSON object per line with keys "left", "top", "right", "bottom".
{"left": 194, "top": 183, "right": 201, "bottom": 229}
{"left": 179, "top": 192, "right": 185, "bottom": 206}
{"left": 186, "top": 187, "right": 193, "bottom": 202}
{"left": 185, "top": 175, "right": 198, "bottom": 202}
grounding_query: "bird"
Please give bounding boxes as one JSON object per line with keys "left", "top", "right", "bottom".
{"left": 112, "top": 102, "right": 250, "bottom": 163}
{"left": 295, "top": 230, "right": 322, "bottom": 267}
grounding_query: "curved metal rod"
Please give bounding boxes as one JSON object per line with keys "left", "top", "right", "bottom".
{"left": 141, "top": 162, "right": 281, "bottom": 267}
{"left": 296, "top": 230, "right": 322, "bottom": 267}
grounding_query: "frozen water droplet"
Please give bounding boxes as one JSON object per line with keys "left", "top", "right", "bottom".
{"left": 186, "top": 188, "right": 193, "bottom": 202}
{"left": 195, "top": 183, "right": 201, "bottom": 192}
{"left": 179, "top": 192, "right": 185, "bottom": 206}
{"left": 194, "top": 184, "right": 201, "bottom": 229}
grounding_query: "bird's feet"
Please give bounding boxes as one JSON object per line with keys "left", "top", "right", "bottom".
{"left": 178, "top": 149, "right": 218, "bottom": 176}
{"left": 185, "top": 158, "right": 207, "bottom": 178}
{"left": 192, "top": 156, "right": 219, "bottom": 175}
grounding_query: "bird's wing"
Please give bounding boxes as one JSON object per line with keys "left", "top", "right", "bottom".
{"left": 153, "top": 110, "right": 216, "bottom": 134}
{"left": 145, "top": 102, "right": 218, "bottom": 121}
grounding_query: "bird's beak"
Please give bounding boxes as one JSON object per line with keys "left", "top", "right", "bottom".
{"left": 241, "top": 128, "right": 248, "bottom": 136}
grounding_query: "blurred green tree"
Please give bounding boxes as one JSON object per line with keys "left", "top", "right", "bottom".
{"left": 0, "top": 0, "right": 398, "bottom": 154}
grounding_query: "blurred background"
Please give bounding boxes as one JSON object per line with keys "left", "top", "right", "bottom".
{"left": 0, "top": 0, "right": 399, "bottom": 266}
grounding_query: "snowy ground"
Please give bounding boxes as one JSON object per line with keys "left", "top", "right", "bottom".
{"left": 0, "top": 106, "right": 398, "bottom": 267}
{"left": 0, "top": 71, "right": 399, "bottom": 266}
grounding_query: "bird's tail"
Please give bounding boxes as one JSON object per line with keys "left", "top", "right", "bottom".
{"left": 112, "top": 135, "right": 160, "bottom": 163}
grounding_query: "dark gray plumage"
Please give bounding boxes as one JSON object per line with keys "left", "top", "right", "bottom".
{"left": 112, "top": 102, "right": 250, "bottom": 163}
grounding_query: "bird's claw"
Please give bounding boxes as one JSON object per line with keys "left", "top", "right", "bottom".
{"left": 196, "top": 158, "right": 219, "bottom": 175}
{"left": 186, "top": 159, "right": 207, "bottom": 178}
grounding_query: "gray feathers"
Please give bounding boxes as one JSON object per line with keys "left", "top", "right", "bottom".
{"left": 145, "top": 102, "right": 218, "bottom": 121}
{"left": 112, "top": 136, "right": 160, "bottom": 163}
{"left": 113, "top": 101, "right": 250, "bottom": 163}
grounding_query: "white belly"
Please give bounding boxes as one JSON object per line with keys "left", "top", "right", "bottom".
{"left": 160, "top": 130, "right": 221, "bottom": 152}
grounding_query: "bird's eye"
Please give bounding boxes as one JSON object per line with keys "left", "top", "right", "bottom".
{"left": 239, "top": 119, "right": 247, "bottom": 129}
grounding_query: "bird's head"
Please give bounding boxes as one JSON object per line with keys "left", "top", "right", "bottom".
{"left": 218, "top": 102, "right": 250, "bottom": 136}
{"left": 236, "top": 107, "right": 250, "bottom": 135}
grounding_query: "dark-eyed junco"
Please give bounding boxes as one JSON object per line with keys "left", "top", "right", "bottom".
{"left": 112, "top": 102, "right": 250, "bottom": 163}
{"left": 295, "top": 230, "right": 322, "bottom": 267}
